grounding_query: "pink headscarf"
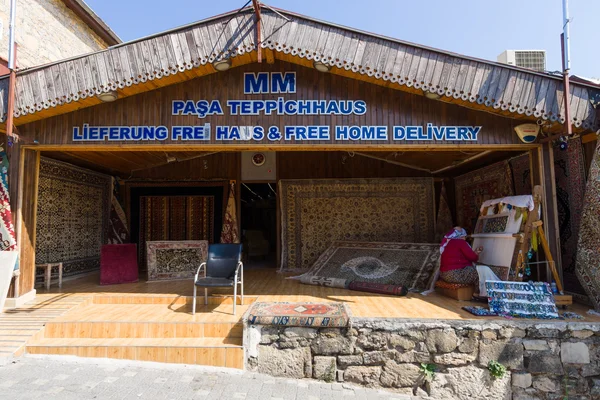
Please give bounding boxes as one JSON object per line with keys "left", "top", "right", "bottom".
{"left": 440, "top": 227, "right": 467, "bottom": 254}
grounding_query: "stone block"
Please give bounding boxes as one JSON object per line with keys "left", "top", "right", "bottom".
{"left": 522, "top": 340, "right": 549, "bottom": 351}
{"left": 356, "top": 331, "right": 389, "bottom": 351}
{"left": 313, "top": 356, "right": 337, "bottom": 382}
{"left": 433, "top": 351, "right": 477, "bottom": 366}
{"left": 458, "top": 337, "right": 478, "bottom": 353}
{"left": 591, "top": 378, "right": 600, "bottom": 396}
{"left": 428, "top": 366, "right": 511, "bottom": 400}
{"left": 343, "top": 366, "right": 381, "bottom": 386}
{"left": 479, "top": 341, "right": 524, "bottom": 369}
{"left": 257, "top": 346, "right": 312, "bottom": 378}
{"left": 388, "top": 334, "right": 415, "bottom": 351}
{"left": 561, "top": 342, "right": 590, "bottom": 364}
{"left": 337, "top": 355, "right": 363, "bottom": 368}
{"left": 512, "top": 372, "right": 532, "bottom": 388}
{"left": 532, "top": 376, "right": 558, "bottom": 392}
{"left": 362, "top": 350, "right": 397, "bottom": 366}
{"left": 311, "top": 335, "right": 354, "bottom": 355}
{"left": 582, "top": 363, "right": 600, "bottom": 377}
{"left": 482, "top": 329, "right": 498, "bottom": 340}
{"left": 500, "top": 327, "right": 526, "bottom": 339}
{"left": 571, "top": 330, "right": 594, "bottom": 339}
{"left": 395, "top": 350, "right": 431, "bottom": 364}
{"left": 527, "top": 327, "right": 561, "bottom": 339}
{"left": 425, "top": 329, "right": 458, "bottom": 353}
{"left": 379, "top": 361, "right": 421, "bottom": 388}
{"left": 512, "top": 388, "right": 543, "bottom": 400}
{"left": 525, "top": 353, "right": 563, "bottom": 375}
{"left": 284, "top": 327, "right": 317, "bottom": 339}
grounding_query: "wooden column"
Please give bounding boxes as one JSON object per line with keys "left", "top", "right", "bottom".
{"left": 17, "top": 148, "right": 40, "bottom": 297}
{"left": 533, "top": 144, "right": 562, "bottom": 282}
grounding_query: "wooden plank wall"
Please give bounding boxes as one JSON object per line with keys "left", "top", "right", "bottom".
{"left": 18, "top": 61, "right": 524, "bottom": 149}
{"left": 17, "top": 149, "right": 40, "bottom": 296}
{"left": 129, "top": 152, "right": 240, "bottom": 181}
{"left": 277, "top": 151, "right": 430, "bottom": 179}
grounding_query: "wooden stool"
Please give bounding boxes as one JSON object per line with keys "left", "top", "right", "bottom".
{"left": 434, "top": 280, "right": 475, "bottom": 301}
{"left": 35, "top": 263, "right": 63, "bottom": 290}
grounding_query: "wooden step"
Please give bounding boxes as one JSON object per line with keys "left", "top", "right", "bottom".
{"left": 43, "top": 321, "right": 243, "bottom": 339}
{"left": 93, "top": 294, "right": 258, "bottom": 306}
{"left": 26, "top": 337, "right": 243, "bottom": 368}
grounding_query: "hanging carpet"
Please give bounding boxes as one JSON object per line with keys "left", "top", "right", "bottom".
{"left": 279, "top": 178, "right": 435, "bottom": 272}
{"left": 454, "top": 160, "right": 513, "bottom": 234}
{"left": 510, "top": 139, "right": 588, "bottom": 300}
{"left": 138, "top": 195, "right": 215, "bottom": 269}
{"left": 36, "top": 158, "right": 111, "bottom": 277}
{"left": 293, "top": 241, "right": 440, "bottom": 292}
{"left": 108, "top": 178, "right": 129, "bottom": 245}
{"left": 576, "top": 139, "right": 600, "bottom": 310}
{"left": 434, "top": 181, "right": 454, "bottom": 242}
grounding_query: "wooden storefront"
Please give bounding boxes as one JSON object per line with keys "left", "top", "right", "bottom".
{"left": 0, "top": 6, "right": 598, "bottom": 306}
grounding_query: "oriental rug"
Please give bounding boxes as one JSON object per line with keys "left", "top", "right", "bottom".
{"left": 454, "top": 160, "right": 513, "bottom": 234}
{"left": 279, "top": 178, "right": 435, "bottom": 272}
{"left": 576, "top": 140, "right": 600, "bottom": 310}
{"left": 434, "top": 181, "right": 454, "bottom": 243}
{"left": 295, "top": 241, "right": 440, "bottom": 292}
{"left": 246, "top": 302, "right": 350, "bottom": 327}
{"left": 139, "top": 195, "right": 215, "bottom": 268}
{"left": 486, "top": 281, "right": 559, "bottom": 319}
{"left": 108, "top": 178, "right": 129, "bottom": 245}
{"left": 510, "top": 140, "right": 588, "bottom": 298}
{"left": 146, "top": 240, "right": 208, "bottom": 281}
{"left": 347, "top": 281, "right": 408, "bottom": 296}
{"left": 220, "top": 181, "right": 240, "bottom": 244}
{"left": 0, "top": 151, "right": 17, "bottom": 258}
{"left": 36, "top": 158, "right": 111, "bottom": 277}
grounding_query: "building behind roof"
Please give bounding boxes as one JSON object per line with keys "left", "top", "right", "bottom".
{"left": 497, "top": 49, "right": 546, "bottom": 71}
{"left": 0, "top": 0, "right": 120, "bottom": 71}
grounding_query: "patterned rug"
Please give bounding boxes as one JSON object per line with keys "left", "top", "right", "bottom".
{"left": 246, "top": 302, "right": 350, "bottom": 327}
{"left": 36, "top": 158, "right": 111, "bottom": 277}
{"left": 0, "top": 151, "right": 17, "bottom": 256}
{"left": 347, "top": 281, "right": 408, "bottom": 296}
{"left": 295, "top": 241, "right": 439, "bottom": 292}
{"left": 108, "top": 178, "right": 129, "bottom": 245}
{"left": 146, "top": 240, "right": 208, "bottom": 281}
{"left": 510, "top": 140, "right": 588, "bottom": 298}
{"left": 486, "top": 281, "right": 559, "bottom": 319}
{"left": 454, "top": 160, "right": 513, "bottom": 234}
{"left": 576, "top": 139, "right": 600, "bottom": 310}
{"left": 139, "top": 196, "right": 215, "bottom": 268}
{"left": 279, "top": 178, "right": 435, "bottom": 272}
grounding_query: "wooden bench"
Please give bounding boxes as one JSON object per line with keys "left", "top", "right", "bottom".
{"left": 434, "top": 280, "right": 475, "bottom": 301}
{"left": 35, "top": 263, "right": 63, "bottom": 291}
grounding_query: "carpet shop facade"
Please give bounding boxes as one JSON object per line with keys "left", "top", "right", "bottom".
{"left": 2, "top": 5, "right": 600, "bottom": 305}
{"left": 1, "top": 6, "right": 600, "bottom": 395}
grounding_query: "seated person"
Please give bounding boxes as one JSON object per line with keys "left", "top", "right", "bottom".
{"left": 439, "top": 226, "right": 499, "bottom": 298}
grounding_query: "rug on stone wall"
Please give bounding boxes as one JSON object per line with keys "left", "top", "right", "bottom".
{"left": 454, "top": 160, "right": 513, "bottom": 234}
{"left": 486, "top": 281, "right": 559, "bottom": 319}
{"left": 279, "top": 178, "right": 435, "bottom": 272}
{"left": 36, "top": 158, "right": 111, "bottom": 277}
{"left": 294, "top": 241, "right": 440, "bottom": 292}
{"left": 510, "top": 140, "right": 588, "bottom": 299}
{"left": 139, "top": 195, "right": 215, "bottom": 268}
{"left": 246, "top": 302, "right": 350, "bottom": 327}
{"left": 576, "top": 139, "right": 600, "bottom": 310}
{"left": 146, "top": 240, "right": 208, "bottom": 281}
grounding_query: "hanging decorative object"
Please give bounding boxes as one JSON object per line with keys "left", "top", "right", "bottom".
{"left": 0, "top": 150, "right": 18, "bottom": 257}
{"left": 220, "top": 181, "right": 240, "bottom": 244}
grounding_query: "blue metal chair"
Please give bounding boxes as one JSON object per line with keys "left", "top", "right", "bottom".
{"left": 193, "top": 243, "right": 243, "bottom": 315}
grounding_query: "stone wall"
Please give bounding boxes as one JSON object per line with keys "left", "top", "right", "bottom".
{"left": 245, "top": 318, "right": 600, "bottom": 399}
{"left": 0, "top": 0, "right": 108, "bottom": 68}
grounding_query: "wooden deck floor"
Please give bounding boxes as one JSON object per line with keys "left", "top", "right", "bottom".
{"left": 35, "top": 268, "right": 598, "bottom": 321}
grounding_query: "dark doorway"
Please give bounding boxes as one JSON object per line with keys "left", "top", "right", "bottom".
{"left": 241, "top": 183, "right": 277, "bottom": 268}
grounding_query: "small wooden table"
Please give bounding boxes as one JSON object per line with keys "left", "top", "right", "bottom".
{"left": 35, "top": 263, "right": 63, "bottom": 290}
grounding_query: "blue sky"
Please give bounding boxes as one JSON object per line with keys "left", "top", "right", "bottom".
{"left": 86, "top": 0, "right": 599, "bottom": 78}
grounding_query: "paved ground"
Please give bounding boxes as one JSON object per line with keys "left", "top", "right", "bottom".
{"left": 0, "top": 355, "right": 418, "bottom": 400}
